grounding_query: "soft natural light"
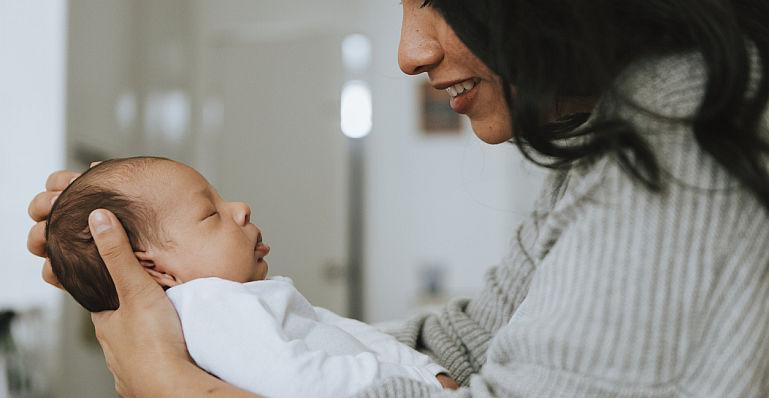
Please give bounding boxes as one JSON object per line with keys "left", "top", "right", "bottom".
{"left": 342, "top": 34, "right": 372, "bottom": 73}
{"left": 143, "top": 89, "right": 190, "bottom": 143}
{"left": 341, "top": 80, "right": 372, "bottom": 138}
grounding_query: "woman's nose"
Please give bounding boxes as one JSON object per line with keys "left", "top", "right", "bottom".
{"left": 232, "top": 202, "right": 251, "bottom": 225}
{"left": 398, "top": 11, "right": 443, "bottom": 75}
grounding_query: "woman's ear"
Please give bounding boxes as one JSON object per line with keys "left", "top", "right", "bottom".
{"left": 134, "top": 251, "right": 182, "bottom": 288}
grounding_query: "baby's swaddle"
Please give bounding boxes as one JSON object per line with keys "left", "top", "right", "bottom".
{"left": 167, "top": 277, "right": 444, "bottom": 398}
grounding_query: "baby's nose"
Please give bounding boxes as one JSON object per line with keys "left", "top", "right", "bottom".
{"left": 232, "top": 202, "right": 251, "bottom": 225}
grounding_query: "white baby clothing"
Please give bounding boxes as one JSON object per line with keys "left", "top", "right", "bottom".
{"left": 167, "top": 277, "right": 444, "bottom": 398}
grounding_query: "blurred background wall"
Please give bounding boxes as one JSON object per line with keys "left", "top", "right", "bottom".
{"left": 0, "top": 1, "right": 544, "bottom": 397}
{"left": 1, "top": 1, "right": 67, "bottom": 397}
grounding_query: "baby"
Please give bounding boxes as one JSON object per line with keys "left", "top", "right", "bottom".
{"left": 46, "top": 157, "right": 446, "bottom": 398}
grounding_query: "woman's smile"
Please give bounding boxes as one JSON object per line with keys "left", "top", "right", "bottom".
{"left": 399, "top": 1, "right": 514, "bottom": 143}
{"left": 441, "top": 78, "right": 481, "bottom": 114}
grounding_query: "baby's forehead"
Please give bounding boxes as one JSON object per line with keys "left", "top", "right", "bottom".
{"left": 107, "top": 160, "right": 175, "bottom": 191}
{"left": 87, "top": 158, "right": 179, "bottom": 186}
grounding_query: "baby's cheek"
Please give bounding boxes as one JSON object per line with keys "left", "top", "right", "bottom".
{"left": 182, "top": 247, "right": 229, "bottom": 281}
{"left": 222, "top": 250, "right": 256, "bottom": 282}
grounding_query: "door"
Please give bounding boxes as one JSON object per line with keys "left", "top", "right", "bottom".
{"left": 201, "top": 33, "right": 349, "bottom": 314}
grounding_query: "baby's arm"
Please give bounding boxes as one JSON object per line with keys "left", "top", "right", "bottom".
{"left": 314, "top": 307, "right": 446, "bottom": 375}
{"left": 168, "top": 278, "right": 436, "bottom": 398}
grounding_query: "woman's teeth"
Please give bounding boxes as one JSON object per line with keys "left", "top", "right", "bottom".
{"left": 446, "top": 79, "right": 478, "bottom": 98}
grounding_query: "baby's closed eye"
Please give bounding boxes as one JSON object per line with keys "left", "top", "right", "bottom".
{"left": 201, "top": 210, "right": 218, "bottom": 222}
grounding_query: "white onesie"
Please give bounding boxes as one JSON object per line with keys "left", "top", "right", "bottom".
{"left": 167, "top": 277, "right": 444, "bottom": 398}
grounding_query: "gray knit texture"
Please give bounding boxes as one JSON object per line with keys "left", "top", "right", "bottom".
{"left": 354, "top": 52, "right": 769, "bottom": 397}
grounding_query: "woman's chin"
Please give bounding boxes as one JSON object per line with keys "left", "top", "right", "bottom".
{"left": 471, "top": 119, "right": 514, "bottom": 144}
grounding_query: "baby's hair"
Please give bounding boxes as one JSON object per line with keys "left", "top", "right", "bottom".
{"left": 46, "top": 156, "right": 170, "bottom": 312}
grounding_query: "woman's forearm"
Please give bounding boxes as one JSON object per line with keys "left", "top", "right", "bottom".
{"left": 156, "top": 361, "right": 264, "bottom": 398}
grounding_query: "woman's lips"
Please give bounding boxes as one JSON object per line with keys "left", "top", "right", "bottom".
{"left": 449, "top": 83, "right": 480, "bottom": 114}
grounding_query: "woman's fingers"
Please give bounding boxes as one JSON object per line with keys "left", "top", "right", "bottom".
{"left": 27, "top": 221, "right": 48, "bottom": 257}
{"left": 45, "top": 170, "right": 80, "bottom": 191}
{"left": 41, "top": 259, "right": 62, "bottom": 288}
{"left": 28, "top": 191, "right": 61, "bottom": 222}
{"left": 436, "top": 374, "right": 459, "bottom": 390}
{"left": 88, "top": 209, "right": 158, "bottom": 304}
{"left": 32, "top": 169, "right": 80, "bottom": 222}
{"left": 29, "top": 169, "right": 80, "bottom": 290}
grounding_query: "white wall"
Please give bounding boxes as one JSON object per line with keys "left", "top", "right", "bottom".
{"left": 0, "top": 2, "right": 67, "bottom": 395}
{"left": 362, "top": 3, "right": 546, "bottom": 322}
{"left": 0, "top": 0, "right": 66, "bottom": 311}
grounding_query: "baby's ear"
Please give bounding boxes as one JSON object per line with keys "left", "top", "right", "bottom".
{"left": 135, "top": 251, "right": 156, "bottom": 268}
{"left": 134, "top": 251, "right": 182, "bottom": 288}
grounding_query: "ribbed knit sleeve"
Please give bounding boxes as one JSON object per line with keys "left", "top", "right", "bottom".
{"left": 355, "top": 52, "right": 769, "bottom": 398}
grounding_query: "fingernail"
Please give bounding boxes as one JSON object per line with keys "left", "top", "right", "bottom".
{"left": 89, "top": 210, "right": 112, "bottom": 234}
{"left": 50, "top": 195, "right": 60, "bottom": 206}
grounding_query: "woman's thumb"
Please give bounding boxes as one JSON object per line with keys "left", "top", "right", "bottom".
{"left": 89, "top": 209, "right": 152, "bottom": 304}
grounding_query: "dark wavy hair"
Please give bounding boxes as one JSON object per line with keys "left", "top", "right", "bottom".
{"left": 424, "top": 0, "right": 769, "bottom": 209}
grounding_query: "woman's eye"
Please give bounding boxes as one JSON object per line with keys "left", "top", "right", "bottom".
{"left": 204, "top": 211, "right": 218, "bottom": 220}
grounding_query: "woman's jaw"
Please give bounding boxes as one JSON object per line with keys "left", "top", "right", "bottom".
{"left": 451, "top": 78, "right": 514, "bottom": 144}
{"left": 469, "top": 115, "right": 515, "bottom": 145}
{"left": 430, "top": 74, "right": 514, "bottom": 144}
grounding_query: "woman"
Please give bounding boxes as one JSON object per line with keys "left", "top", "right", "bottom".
{"left": 26, "top": 0, "right": 769, "bottom": 396}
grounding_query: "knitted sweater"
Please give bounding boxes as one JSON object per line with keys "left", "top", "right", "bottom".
{"left": 355, "top": 52, "right": 769, "bottom": 397}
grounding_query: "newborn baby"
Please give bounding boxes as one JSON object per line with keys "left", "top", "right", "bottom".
{"left": 46, "top": 157, "right": 445, "bottom": 398}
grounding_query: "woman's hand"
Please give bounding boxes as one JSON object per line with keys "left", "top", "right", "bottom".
{"left": 436, "top": 374, "right": 459, "bottom": 390}
{"left": 26, "top": 169, "right": 81, "bottom": 288}
{"left": 87, "top": 209, "right": 262, "bottom": 398}
{"left": 87, "top": 209, "right": 189, "bottom": 396}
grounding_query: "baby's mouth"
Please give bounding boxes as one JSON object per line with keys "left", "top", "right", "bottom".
{"left": 254, "top": 234, "right": 270, "bottom": 259}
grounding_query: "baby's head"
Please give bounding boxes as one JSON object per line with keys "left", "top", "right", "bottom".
{"left": 46, "top": 157, "right": 270, "bottom": 312}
